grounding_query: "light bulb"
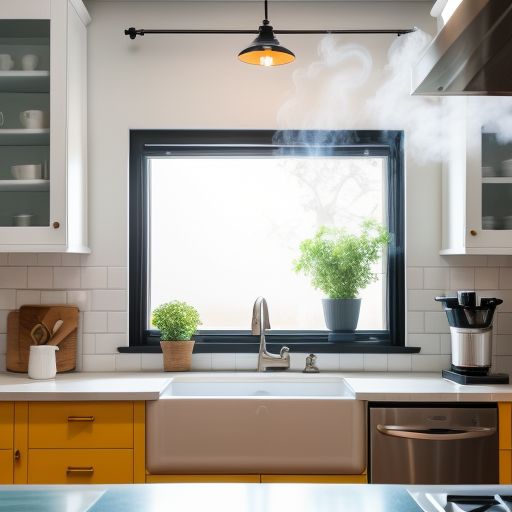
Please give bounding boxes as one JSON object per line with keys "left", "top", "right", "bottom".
{"left": 260, "top": 55, "right": 274, "bottom": 67}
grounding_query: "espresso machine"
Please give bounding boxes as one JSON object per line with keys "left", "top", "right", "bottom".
{"left": 435, "top": 291, "right": 508, "bottom": 384}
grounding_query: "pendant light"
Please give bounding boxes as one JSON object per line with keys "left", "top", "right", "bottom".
{"left": 237, "top": 0, "right": 295, "bottom": 67}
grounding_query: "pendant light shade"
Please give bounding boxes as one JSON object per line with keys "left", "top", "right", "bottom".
{"left": 238, "top": 1, "right": 295, "bottom": 66}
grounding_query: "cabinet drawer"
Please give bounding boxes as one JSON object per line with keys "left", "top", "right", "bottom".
{"left": 28, "top": 449, "right": 133, "bottom": 484}
{"left": 0, "top": 450, "right": 13, "bottom": 484}
{"left": 28, "top": 402, "right": 133, "bottom": 448}
{"left": 0, "top": 403, "right": 14, "bottom": 450}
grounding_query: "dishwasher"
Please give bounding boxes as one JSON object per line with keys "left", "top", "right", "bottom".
{"left": 369, "top": 403, "right": 498, "bottom": 484}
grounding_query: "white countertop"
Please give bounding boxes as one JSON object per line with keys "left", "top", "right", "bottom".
{"left": 1, "top": 371, "right": 512, "bottom": 401}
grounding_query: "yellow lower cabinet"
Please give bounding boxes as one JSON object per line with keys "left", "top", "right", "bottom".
{"left": 0, "top": 450, "right": 13, "bottom": 484}
{"left": 28, "top": 402, "right": 133, "bottom": 449}
{"left": 500, "top": 450, "right": 512, "bottom": 484}
{"left": 0, "top": 402, "right": 14, "bottom": 450}
{"left": 27, "top": 449, "right": 134, "bottom": 484}
{"left": 260, "top": 474, "right": 367, "bottom": 484}
{"left": 146, "top": 474, "right": 261, "bottom": 483}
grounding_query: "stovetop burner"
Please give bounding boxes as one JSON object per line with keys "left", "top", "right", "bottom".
{"left": 446, "top": 494, "right": 512, "bottom": 511}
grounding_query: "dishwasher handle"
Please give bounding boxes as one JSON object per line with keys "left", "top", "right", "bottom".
{"left": 376, "top": 424, "right": 496, "bottom": 441}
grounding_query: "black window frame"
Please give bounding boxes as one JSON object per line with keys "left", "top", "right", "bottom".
{"left": 122, "top": 130, "right": 417, "bottom": 355}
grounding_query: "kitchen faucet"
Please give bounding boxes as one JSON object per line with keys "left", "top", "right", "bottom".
{"left": 252, "top": 297, "right": 290, "bottom": 372}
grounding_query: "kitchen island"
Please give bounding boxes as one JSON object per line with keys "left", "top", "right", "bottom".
{"left": 3, "top": 483, "right": 512, "bottom": 512}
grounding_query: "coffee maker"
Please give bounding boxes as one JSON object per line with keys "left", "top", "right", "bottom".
{"left": 435, "top": 291, "right": 508, "bottom": 384}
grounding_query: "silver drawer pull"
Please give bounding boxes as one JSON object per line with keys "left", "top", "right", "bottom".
{"left": 67, "top": 416, "right": 95, "bottom": 422}
{"left": 377, "top": 424, "right": 496, "bottom": 441}
{"left": 67, "top": 466, "right": 94, "bottom": 474}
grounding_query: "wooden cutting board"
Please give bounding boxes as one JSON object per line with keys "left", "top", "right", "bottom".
{"left": 7, "top": 305, "right": 79, "bottom": 373}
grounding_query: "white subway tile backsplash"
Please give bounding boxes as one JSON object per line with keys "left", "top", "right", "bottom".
{"left": 82, "top": 333, "right": 96, "bottom": 354}
{"left": 0, "top": 290, "right": 16, "bottom": 310}
{"left": 500, "top": 268, "right": 512, "bottom": 289}
{"left": 0, "top": 267, "right": 27, "bottom": 288}
{"left": 408, "top": 290, "right": 443, "bottom": 311}
{"left": 387, "top": 354, "right": 412, "bottom": 372}
{"left": 407, "top": 312, "right": 424, "bottom": 333}
{"left": 8, "top": 253, "right": 36, "bottom": 266}
{"left": 411, "top": 354, "right": 444, "bottom": 372}
{"left": 423, "top": 267, "right": 449, "bottom": 290}
{"left": 493, "top": 355, "right": 512, "bottom": 374}
{"left": 190, "top": 353, "right": 212, "bottom": 371}
{"left": 364, "top": 354, "right": 387, "bottom": 371}
{"left": 424, "top": 312, "right": 450, "bottom": 333}
{"left": 95, "top": 333, "right": 126, "bottom": 353}
{"left": 36, "top": 254, "right": 62, "bottom": 266}
{"left": 108, "top": 267, "right": 127, "bottom": 289}
{"left": 82, "top": 354, "right": 116, "bottom": 372}
{"left": 67, "top": 291, "right": 91, "bottom": 311}
{"left": 61, "top": 254, "right": 81, "bottom": 266}
{"left": 488, "top": 256, "right": 512, "bottom": 267}
{"left": 443, "top": 255, "right": 488, "bottom": 267}
{"left": 407, "top": 268, "right": 423, "bottom": 289}
{"left": 408, "top": 334, "right": 441, "bottom": 354}
{"left": 141, "top": 354, "right": 164, "bottom": 371}
{"left": 495, "top": 335, "right": 512, "bottom": 356}
{"left": 41, "top": 291, "right": 67, "bottom": 304}
{"left": 84, "top": 312, "right": 108, "bottom": 333}
{"left": 16, "top": 290, "right": 41, "bottom": 308}
{"left": 450, "top": 267, "right": 475, "bottom": 290}
{"left": 53, "top": 267, "right": 81, "bottom": 289}
{"left": 92, "top": 290, "right": 126, "bottom": 311}
{"left": 115, "top": 354, "right": 141, "bottom": 371}
{"left": 212, "top": 353, "right": 236, "bottom": 370}
{"left": 340, "top": 354, "right": 364, "bottom": 371}
{"left": 81, "top": 267, "right": 108, "bottom": 289}
{"left": 108, "top": 312, "right": 127, "bottom": 333}
{"left": 476, "top": 267, "right": 500, "bottom": 290}
{"left": 316, "top": 353, "right": 340, "bottom": 371}
{"left": 498, "top": 313, "right": 512, "bottom": 334}
{"left": 235, "top": 353, "right": 258, "bottom": 371}
{"left": 0, "top": 311, "right": 8, "bottom": 333}
{"left": 440, "top": 334, "right": 452, "bottom": 354}
{"left": 27, "top": 267, "right": 53, "bottom": 289}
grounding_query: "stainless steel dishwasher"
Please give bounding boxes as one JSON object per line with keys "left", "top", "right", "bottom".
{"left": 369, "top": 403, "right": 498, "bottom": 484}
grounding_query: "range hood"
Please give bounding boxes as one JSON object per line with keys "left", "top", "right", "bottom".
{"left": 412, "top": 0, "right": 512, "bottom": 95}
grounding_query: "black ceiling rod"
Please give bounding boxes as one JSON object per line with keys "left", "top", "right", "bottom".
{"left": 124, "top": 27, "right": 417, "bottom": 40}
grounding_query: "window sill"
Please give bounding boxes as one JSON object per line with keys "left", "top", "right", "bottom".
{"left": 118, "top": 343, "right": 420, "bottom": 354}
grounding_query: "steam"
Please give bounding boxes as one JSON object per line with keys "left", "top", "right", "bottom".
{"left": 277, "top": 30, "right": 512, "bottom": 164}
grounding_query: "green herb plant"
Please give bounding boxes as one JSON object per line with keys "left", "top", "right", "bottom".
{"left": 294, "top": 220, "right": 390, "bottom": 299}
{"left": 152, "top": 301, "right": 201, "bottom": 341}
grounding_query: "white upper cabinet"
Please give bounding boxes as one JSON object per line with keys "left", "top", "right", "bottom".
{"left": 441, "top": 100, "right": 512, "bottom": 255}
{"left": 0, "top": 0, "right": 90, "bottom": 252}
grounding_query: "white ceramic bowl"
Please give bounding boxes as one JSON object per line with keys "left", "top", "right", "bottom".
{"left": 12, "top": 214, "right": 33, "bottom": 227}
{"left": 10, "top": 164, "right": 42, "bottom": 180}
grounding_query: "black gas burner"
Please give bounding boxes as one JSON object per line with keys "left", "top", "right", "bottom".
{"left": 446, "top": 494, "right": 512, "bottom": 511}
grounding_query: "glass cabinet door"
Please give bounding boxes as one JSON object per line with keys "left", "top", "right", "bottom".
{"left": 0, "top": 19, "right": 50, "bottom": 228}
{"left": 481, "top": 132, "right": 512, "bottom": 231}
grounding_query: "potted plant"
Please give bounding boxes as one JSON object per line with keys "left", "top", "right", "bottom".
{"left": 294, "top": 220, "right": 389, "bottom": 340}
{"left": 152, "top": 301, "right": 201, "bottom": 371}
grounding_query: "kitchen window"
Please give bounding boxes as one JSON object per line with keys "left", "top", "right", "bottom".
{"left": 123, "top": 130, "right": 413, "bottom": 354}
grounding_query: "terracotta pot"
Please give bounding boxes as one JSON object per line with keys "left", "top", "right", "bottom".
{"left": 160, "top": 340, "right": 195, "bottom": 372}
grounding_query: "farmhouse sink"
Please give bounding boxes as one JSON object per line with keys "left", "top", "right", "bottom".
{"left": 146, "top": 373, "right": 366, "bottom": 475}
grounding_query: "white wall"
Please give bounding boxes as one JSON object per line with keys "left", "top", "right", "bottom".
{"left": 1, "top": 1, "right": 512, "bottom": 373}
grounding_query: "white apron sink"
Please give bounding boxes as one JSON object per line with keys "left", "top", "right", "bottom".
{"left": 146, "top": 373, "right": 366, "bottom": 475}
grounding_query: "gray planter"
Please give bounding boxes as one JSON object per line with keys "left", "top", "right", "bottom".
{"left": 322, "top": 298, "right": 361, "bottom": 332}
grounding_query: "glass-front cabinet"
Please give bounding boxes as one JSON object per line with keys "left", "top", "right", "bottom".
{"left": 0, "top": 0, "right": 90, "bottom": 252}
{"left": 441, "top": 101, "right": 512, "bottom": 255}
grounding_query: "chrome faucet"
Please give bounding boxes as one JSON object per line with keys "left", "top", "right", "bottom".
{"left": 251, "top": 297, "right": 290, "bottom": 372}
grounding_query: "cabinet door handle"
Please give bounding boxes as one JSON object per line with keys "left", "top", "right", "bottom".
{"left": 67, "top": 416, "right": 95, "bottom": 422}
{"left": 66, "top": 466, "right": 94, "bottom": 474}
{"left": 14, "top": 449, "right": 20, "bottom": 461}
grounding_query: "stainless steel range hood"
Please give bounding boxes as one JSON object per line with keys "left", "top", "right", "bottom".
{"left": 412, "top": 0, "right": 512, "bottom": 96}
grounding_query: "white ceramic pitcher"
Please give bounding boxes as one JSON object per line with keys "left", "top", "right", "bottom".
{"left": 28, "top": 345, "right": 59, "bottom": 380}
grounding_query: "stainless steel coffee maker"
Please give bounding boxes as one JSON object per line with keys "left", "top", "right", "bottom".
{"left": 435, "top": 291, "right": 508, "bottom": 384}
